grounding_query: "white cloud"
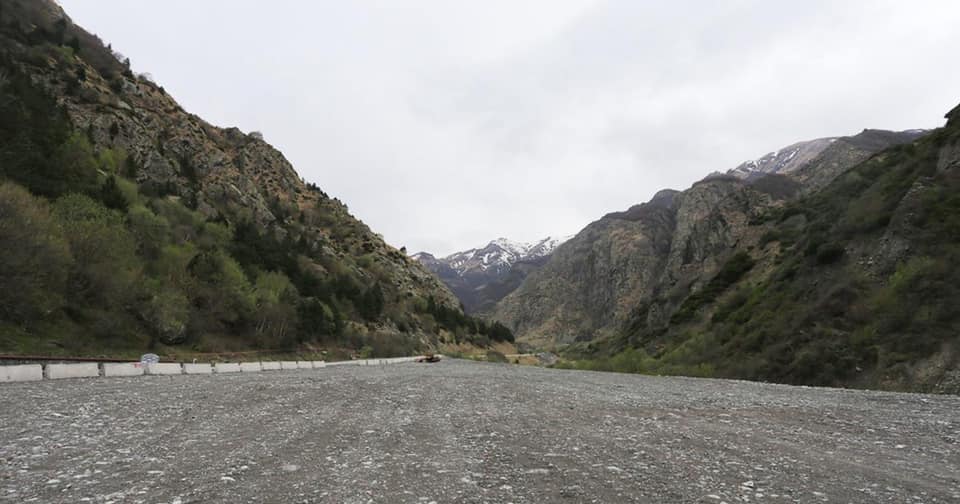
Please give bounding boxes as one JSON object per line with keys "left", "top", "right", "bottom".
{"left": 59, "top": 0, "right": 960, "bottom": 255}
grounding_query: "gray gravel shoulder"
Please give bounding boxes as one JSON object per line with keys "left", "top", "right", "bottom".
{"left": 1, "top": 360, "right": 958, "bottom": 503}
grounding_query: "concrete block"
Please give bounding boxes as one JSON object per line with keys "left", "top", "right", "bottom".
{"left": 296, "top": 361, "right": 313, "bottom": 369}
{"left": 0, "top": 364, "right": 44, "bottom": 383}
{"left": 145, "top": 363, "right": 182, "bottom": 376}
{"left": 279, "top": 361, "right": 298, "bottom": 370}
{"left": 239, "top": 362, "right": 262, "bottom": 373}
{"left": 311, "top": 360, "right": 326, "bottom": 369}
{"left": 102, "top": 362, "right": 144, "bottom": 378}
{"left": 183, "top": 363, "right": 213, "bottom": 374}
{"left": 45, "top": 363, "right": 100, "bottom": 380}
{"left": 260, "top": 361, "right": 281, "bottom": 371}
{"left": 214, "top": 363, "right": 241, "bottom": 373}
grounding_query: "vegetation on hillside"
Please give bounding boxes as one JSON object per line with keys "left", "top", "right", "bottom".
{"left": 562, "top": 114, "right": 960, "bottom": 392}
{"left": 0, "top": 7, "right": 510, "bottom": 358}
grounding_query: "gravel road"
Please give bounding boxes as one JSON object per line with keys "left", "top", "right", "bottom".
{"left": 1, "top": 359, "right": 958, "bottom": 503}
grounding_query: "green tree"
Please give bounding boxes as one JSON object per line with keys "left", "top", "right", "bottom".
{"left": 99, "top": 175, "right": 128, "bottom": 211}
{"left": 187, "top": 250, "right": 255, "bottom": 331}
{"left": 297, "top": 298, "right": 340, "bottom": 341}
{"left": 143, "top": 285, "right": 190, "bottom": 345}
{"left": 52, "top": 194, "right": 140, "bottom": 307}
{"left": 358, "top": 283, "right": 385, "bottom": 320}
{"left": 0, "top": 183, "right": 73, "bottom": 321}
{"left": 253, "top": 271, "right": 300, "bottom": 347}
{"left": 127, "top": 205, "right": 170, "bottom": 260}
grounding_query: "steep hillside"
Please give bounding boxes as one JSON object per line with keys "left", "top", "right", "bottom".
{"left": 565, "top": 105, "right": 960, "bottom": 393}
{"left": 413, "top": 236, "right": 570, "bottom": 314}
{"left": 0, "top": 0, "right": 509, "bottom": 357}
{"left": 493, "top": 129, "right": 926, "bottom": 349}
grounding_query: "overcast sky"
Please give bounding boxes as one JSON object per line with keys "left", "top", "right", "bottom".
{"left": 59, "top": 1, "right": 960, "bottom": 256}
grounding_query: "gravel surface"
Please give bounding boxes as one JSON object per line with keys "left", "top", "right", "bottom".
{"left": 1, "top": 359, "right": 958, "bottom": 503}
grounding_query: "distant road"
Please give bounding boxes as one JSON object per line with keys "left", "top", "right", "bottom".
{"left": 1, "top": 360, "right": 958, "bottom": 503}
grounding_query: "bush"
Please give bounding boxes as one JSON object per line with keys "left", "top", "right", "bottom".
{"left": 485, "top": 350, "right": 508, "bottom": 363}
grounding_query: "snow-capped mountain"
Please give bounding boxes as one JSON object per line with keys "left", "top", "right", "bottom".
{"left": 442, "top": 236, "right": 571, "bottom": 275}
{"left": 727, "top": 129, "right": 929, "bottom": 181}
{"left": 728, "top": 137, "right": 838, "bottom": 179}
{"left": 412, "top": 236, "right": 572, "bottom": 314}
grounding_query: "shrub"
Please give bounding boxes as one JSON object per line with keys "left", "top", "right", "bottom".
{"left": 485, "top": 350, "right": 508, "bottom": 363}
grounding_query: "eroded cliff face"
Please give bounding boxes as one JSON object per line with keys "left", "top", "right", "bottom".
{"left": 494, "top": 130, "right": 925, "bottom": 348}
{"left": 493, "top": 180, "right": 774, "bottom": 347}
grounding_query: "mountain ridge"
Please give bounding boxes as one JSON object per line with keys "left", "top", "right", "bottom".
{"left": 413, "top": 235, "right": 572, "bottom": 314}
{"left": 493, "top": 118, "right": 960, "bottom": 392}
{"left": 492, "top": 128, "right": 929, "bottom": 346}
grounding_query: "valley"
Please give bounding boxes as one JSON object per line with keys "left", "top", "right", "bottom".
{"left": 2, "top": 1, "right": 960, "bottom": 502}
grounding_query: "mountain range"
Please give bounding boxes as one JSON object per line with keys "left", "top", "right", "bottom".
{"left": 2, "top": 0, "right": 958, "bottom": 393}
{"left": 413, "top": 236, "right": 570, "bottom": 314}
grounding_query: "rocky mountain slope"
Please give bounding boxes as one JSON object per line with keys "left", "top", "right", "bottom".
{"left": 493, "top": 128, "right": 927, "bottom": 348}
{"left": 573, "top": 107, "right": 960, "bottom": 393}
{"left": 501, "top": 114, "right": 960, "bottom": 391}
{"left": 413, "top": 236, "right": 570, "bottom": 313}
{"left": 0, "top": 0, "right": 510, "bottom": 357}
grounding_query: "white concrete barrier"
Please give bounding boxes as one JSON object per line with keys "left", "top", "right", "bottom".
{"left": 1, "top": 353, "right": 429, "bottom": 385}
{"left": 240, "top": 362, "right": 262, "bottom": 373}
{"left": 145, "top": 363, "right": 182, "bottom": 375}
{"left": 45, "top": 363, "right": 100, "bottom": 380}
{"left": 0, "top": 364, "right": 44, "bottom": 382}
{"left": 102, "top": 362, "right": 144, "bottom": 378}
{"left": 214, "top": 363, "right": 241, "bottom": 373}
{"left": 183, "top": 363, "right": 213, "bottom": 374}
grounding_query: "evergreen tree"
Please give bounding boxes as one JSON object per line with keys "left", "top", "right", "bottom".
{"left": 99, "top": 175, "right": 128, "bottom": 211}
